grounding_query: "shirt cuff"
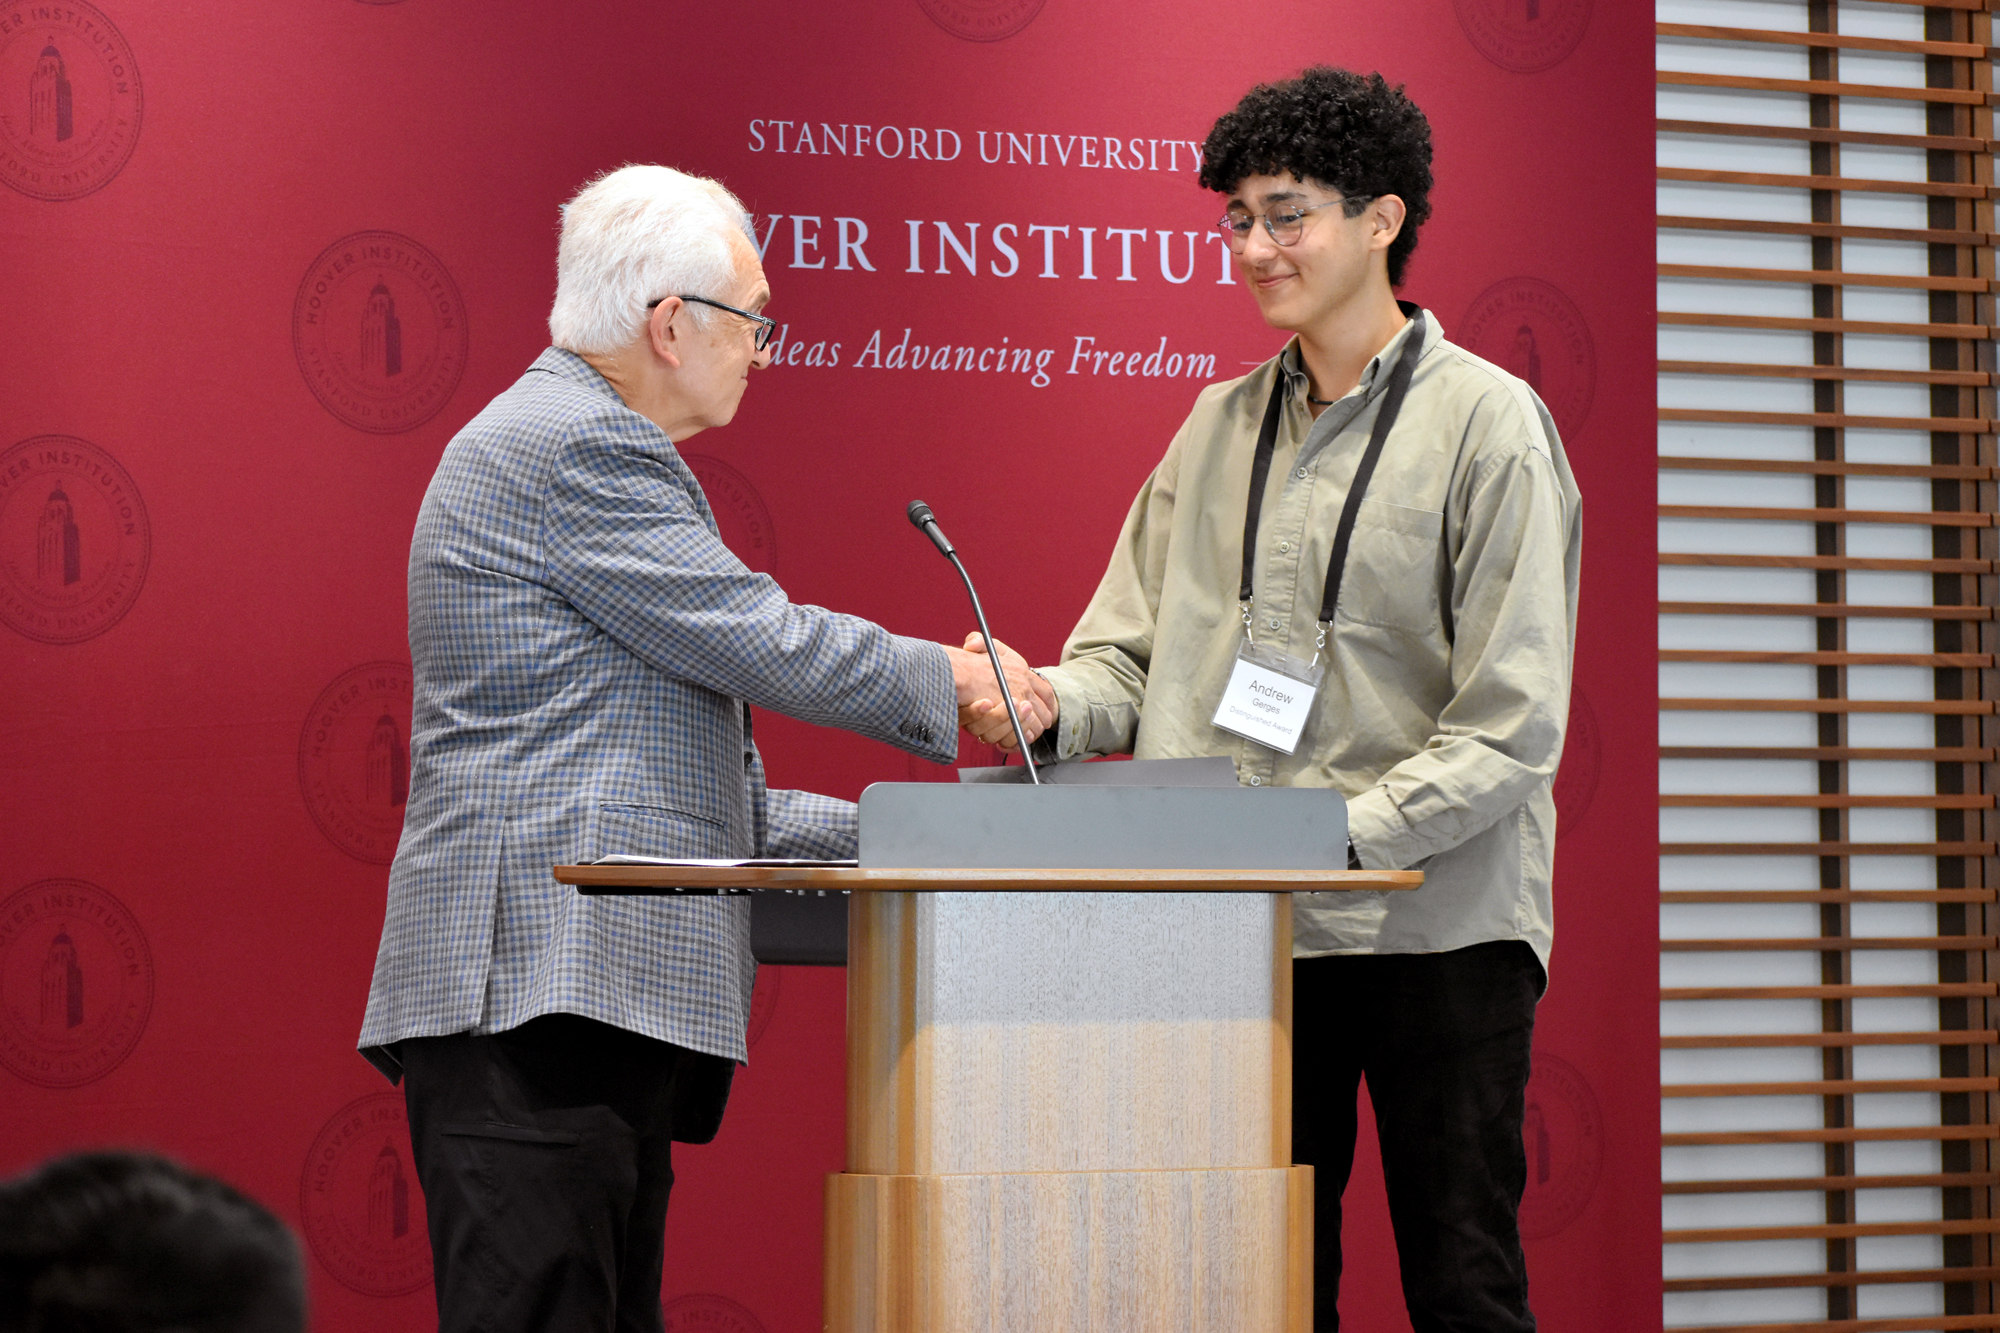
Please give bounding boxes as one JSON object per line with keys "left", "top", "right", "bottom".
{"left": 1345, "top": 786, "right": 1424, "bottom": 873}
{"left": 1034, "top": 666, "right": 1093, "bottom": 762}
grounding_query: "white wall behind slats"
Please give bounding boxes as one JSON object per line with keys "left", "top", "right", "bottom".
{"left": 1656, "top": 0, "right": 1979, "bottom": 1326}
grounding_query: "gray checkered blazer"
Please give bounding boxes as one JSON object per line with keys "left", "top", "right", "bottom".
{"left": 358, "top": 349, "right": 955, "bottom": 1077}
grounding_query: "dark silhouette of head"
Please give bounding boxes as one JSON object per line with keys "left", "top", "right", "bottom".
{"left": 0, "top": 1151, "right": 304, "bottom": 1333}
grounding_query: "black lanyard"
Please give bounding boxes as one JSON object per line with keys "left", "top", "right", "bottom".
{"left": 1238, "top": 306, "right": 1426, "bottom": 629}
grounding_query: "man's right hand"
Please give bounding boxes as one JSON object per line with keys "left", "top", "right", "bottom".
{"left": 944, "top": 636, "right": 1054, "bottom": 749}
{"left": 951, "top": 634, "right": 1056, "bottom": 751}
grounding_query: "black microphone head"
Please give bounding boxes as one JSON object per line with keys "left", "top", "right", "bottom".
{"left": 906, "top": 499, "right": 954, "bottom": 556}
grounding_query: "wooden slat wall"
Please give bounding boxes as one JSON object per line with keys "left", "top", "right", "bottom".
{"left": 1659, "top": 2, "right": 1996, "bottom": 1330}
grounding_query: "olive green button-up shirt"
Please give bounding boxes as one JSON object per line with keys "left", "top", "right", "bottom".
{"left": 1037, "top": 312, "right": 1581, "bottom": 963}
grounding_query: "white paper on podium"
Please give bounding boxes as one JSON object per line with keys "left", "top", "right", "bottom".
{"left": 589, "top": 855, "right": 858, "bottom": 868}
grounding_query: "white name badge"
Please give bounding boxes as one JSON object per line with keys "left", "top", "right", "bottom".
{"left": 1211, "top": 639, "right": 1324, "bottom": 754}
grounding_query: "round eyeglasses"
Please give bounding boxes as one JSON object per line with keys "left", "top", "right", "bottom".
{"left": 1216, "top": 196, "right": 1375, "bottom": 252}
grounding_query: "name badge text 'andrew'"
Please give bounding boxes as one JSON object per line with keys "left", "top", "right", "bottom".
{"left": 1212, "top": 652, "right": 1319, "bottom": 754}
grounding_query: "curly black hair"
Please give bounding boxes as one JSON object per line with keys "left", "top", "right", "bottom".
{"left": 1199, "top": 67, "right": 1435, "bottom": 288}
{"left": 0, "top": 1151, "right": 305, "bottom": 1332}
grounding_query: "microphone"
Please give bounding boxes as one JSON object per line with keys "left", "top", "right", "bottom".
{"left": 906, "top": 500, "right": 1041, "bottom": 784}
{"left": 906, "top": 500, "right": 954, "bottom": 558}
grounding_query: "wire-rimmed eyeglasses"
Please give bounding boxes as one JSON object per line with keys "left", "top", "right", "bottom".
{"left": 1215, "top": 196, "right": 1375, "bottom": 252}
{"left": 646, "top": 294, "right": 779, "bottom": 351}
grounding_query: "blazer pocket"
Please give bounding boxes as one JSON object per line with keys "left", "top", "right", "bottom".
{"left": 1334, "top": 499, "right": 1445, "bottom": 636}
{"left": 439, "top": 1121, "right": 581, "bottom": 1146}
{"left": 588, "top": 801, "right": 732, "bottom": 862}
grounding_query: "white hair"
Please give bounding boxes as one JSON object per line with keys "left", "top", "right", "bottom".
{"left": 547, "top": 164, "right": 757, "bottom": 355}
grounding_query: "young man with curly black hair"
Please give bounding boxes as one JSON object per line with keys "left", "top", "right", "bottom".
{"left": 981, "top": 67, "right": 1583, "bottom": 1331}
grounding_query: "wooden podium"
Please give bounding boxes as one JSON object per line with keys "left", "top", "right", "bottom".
{"left": 561, "top": 860, "right": 1418, "bottom": 1332}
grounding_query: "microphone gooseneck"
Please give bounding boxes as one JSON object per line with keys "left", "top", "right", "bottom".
{"left": 905, "top": 499, "right": 1041, "bottom": 784}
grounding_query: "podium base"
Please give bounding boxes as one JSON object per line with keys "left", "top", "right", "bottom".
{"left": 824, "top": 1165, "right": 1312, "bottom": 1333}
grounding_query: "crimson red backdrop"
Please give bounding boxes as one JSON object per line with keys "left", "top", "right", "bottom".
{"left": 1, "top": 2, "right": 1655, "bottom": 1329}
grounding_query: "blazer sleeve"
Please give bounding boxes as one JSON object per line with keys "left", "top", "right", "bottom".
{"left": 540, "top": 405, "right": 957, "bottom": 763}
{"left": 762, "top": 788, "right": 860, "bottom": 860}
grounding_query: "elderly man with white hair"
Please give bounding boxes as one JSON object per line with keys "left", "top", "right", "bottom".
{"left": 355, "top": 164, "right": 1049, "bottom": 1332}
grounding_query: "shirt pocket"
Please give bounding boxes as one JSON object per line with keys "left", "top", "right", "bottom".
{"left": 1333, "top": 499, "right": 1445, "bottom": 637}
{"left": 586, "top": 801, "right": 733, "bottom": 861}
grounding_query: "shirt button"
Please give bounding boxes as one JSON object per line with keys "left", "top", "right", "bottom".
{"left": 1295, "top": 467, "right": 1308, "bottom": 479}
{"left": 1248, "top": 775, "right": 1262, "bottom": 786}
{"left": 1267, "top": 617, "right": 1281, "bottom": 630}
{"left": 1278, "top": 541, "right": 1292, "bottom": 553}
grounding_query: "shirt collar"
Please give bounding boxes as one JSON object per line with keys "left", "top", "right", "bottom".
{"left": 1276, "top": 302, "right": 1434, "bottom": 407}
{"left": 531, "top": 346, "right": 623, "bottom": 401}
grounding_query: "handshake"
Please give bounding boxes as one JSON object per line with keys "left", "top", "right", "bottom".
{"left": 943, "top": 633, "right": 1054, "bottom": 753}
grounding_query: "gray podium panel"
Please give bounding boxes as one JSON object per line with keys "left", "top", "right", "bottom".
{"left": 759, "top": 778, "right": 1348, "bottom": 966}
{"left": 956, "top": 754, "right": 1237, "bottom": 787}
{"left": 857, "top": 782, "right": 1348, "bottom": 871}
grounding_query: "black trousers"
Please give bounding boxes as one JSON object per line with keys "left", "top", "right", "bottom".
{"left": 1293, "top": 941, "right": 1545, "bottom": 1333}
{"left": 399, "top": 1014, "right": 712, "bottom": 1333}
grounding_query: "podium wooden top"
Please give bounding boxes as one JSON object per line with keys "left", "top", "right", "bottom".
{"left": 555, "top": 864, "right": 1422, "bottom": 894}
